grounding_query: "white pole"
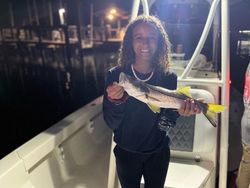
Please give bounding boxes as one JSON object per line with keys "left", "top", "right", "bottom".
{"left": 219, "top": 0, "right": 230, "bottom": 187}
{"left": 131, "top": 0, "right": 150, "bottom": 21}
{"left": 180, "top": 0, "right": 220, "bottom": 79}
{"left": 212, "top": 6, "right": 220, "bottom": 70}
{"left": 131, "top": 0, "right": 149, "bottom": 22}
{"left": 141, "top": 0, "right": 149, "bottom": 16}
{"left": 130, "top": 0, "right": 140, "bottom": 21}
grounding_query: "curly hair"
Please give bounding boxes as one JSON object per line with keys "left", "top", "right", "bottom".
{"left": 118, "top": 15, "right": 171, "bottom": 72}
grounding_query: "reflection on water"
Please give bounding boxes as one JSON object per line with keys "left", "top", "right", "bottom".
{"left": 0, "top": 48, "right": 118, "bottom": 158}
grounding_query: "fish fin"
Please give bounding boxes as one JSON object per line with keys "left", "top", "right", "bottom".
{"left": 208, "top": 104, "right": 226, "bottom": 113}
{"left": 147, "top": 103, "right": 161, "bottom": 113}
{"left": 201, "top": 104, "right": 225, "bottom": 127}
{"left": 176, "top": 86, "right": 192, "bottom": 98}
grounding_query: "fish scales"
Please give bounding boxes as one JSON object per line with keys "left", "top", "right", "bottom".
{"left": 118, "top": 72, "right": 226, "bottom": 127}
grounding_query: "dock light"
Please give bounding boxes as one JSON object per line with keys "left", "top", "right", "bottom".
{"left": 110, "top": 8, "right": 117, "bottom": 15}
{"left": 107, "top": 14, "right": 114, "bottom": 20}
{"left": 59, "top": 8, "right": 65, "bottom": 15}
{"left": 107, "top": 7, "right": 118, "bottom": 21}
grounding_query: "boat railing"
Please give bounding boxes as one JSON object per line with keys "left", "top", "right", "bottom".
{"left": 0, "top": 96, "right": 113, "bottom": 188}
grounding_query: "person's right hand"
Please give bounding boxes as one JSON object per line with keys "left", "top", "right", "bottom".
{"left": 106, "top": 82, "right": 125, "bottom": 100}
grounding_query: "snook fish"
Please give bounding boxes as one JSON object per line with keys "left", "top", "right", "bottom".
{"left": 118, "top": 72, "right": 225, "bottom": 127}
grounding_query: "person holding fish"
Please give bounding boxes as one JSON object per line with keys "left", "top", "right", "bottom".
{"left": 103, "top": 15, "right": 204, "bottom": 188}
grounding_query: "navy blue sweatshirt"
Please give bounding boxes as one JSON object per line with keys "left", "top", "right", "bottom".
{"left": 103, "top": 66, "right": 179, "bottom": 153}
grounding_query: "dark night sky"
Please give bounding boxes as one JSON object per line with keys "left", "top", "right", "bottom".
{"left": 0, "top": 0, "right": 249, "bottom": 28}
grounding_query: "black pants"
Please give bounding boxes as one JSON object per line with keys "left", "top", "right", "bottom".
{"left": 113, "top": 145, "right": 170, "bottom": 188}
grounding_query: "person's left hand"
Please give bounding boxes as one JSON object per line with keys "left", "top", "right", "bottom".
{"left": 178, "top": 98, "right": 202, "bottom": 116}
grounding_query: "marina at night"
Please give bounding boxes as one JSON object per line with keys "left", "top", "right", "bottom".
{"left": 0, "top": 0, "right": 250, "bottom": 188}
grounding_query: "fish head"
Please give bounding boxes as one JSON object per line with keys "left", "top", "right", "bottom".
{"left": 119, "top": 72, "right": 150, "bottom": 95}
{"left": 118, "top": 72, "right": 160, "bottom": 113}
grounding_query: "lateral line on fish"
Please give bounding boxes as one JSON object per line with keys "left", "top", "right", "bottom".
{"left": 145, "top": 83, "right": 190, "bottom": 100}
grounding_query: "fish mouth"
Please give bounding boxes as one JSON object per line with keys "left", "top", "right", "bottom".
{"left": 119, "top": 72, "right": 126, "bottom": 85}
{"left": 119, "top": 72, "right": 133, "bottom": 85}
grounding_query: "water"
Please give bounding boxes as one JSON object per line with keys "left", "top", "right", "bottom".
{"left": 0, "top": 47, "right": 119, "bottom": 158}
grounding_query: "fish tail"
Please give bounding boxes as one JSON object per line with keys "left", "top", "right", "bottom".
{"left": 201, "top": 104, "right": 225, "bottom": 127}
{"left": 208, "top": 104, "right": 226, "bottom": 113}
{"left": 202, "top": 110, "right": 218, "bottom": 127}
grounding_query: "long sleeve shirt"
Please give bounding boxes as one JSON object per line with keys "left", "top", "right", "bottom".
{"left": 103, "top": 65, "right": 179, "bottom": 153}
